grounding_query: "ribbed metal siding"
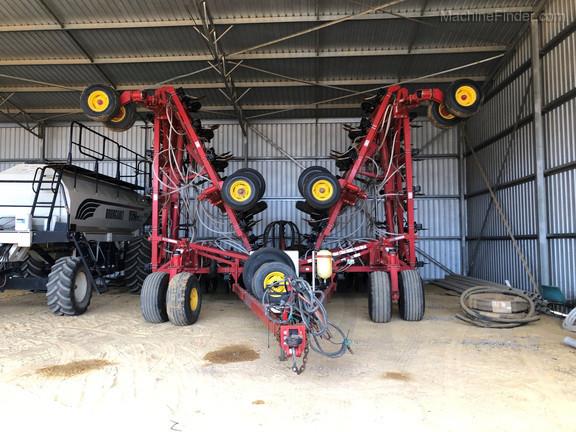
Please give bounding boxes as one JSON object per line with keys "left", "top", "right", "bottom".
{"left": 0, "top": 126, "right": 43, "bottom": 160}
{"left": 541, "top": 0, "right": 576, "bottom": 45}
{"left": 550, "top": 239, "right": 576, "bottom": 300}
{"left": 466, "top": 122, "right": 534, "bottom": 194}
{"left": 467, "top": 239, "right": 539, "bottom": 289}
{"left": 467, "top": 181, "right": 537, "bottom": 237}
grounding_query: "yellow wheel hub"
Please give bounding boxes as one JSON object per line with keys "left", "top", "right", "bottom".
{"left": 110, "top": 106, "right": 126, "bottom": 123}
{"left": 87, "top": 90, "right": 110, "bottom": 113}
{"left": 438, "top": 103, "right": 456, "bottom": 120}
{"left": 189, "top": 287, "right": 199, "bottom": 311}
{"left": 311, "top": 179, "right": 334, "bottom": 202}
{"left": 229, "top": 179, "right": 252, "bottom": 203}
{"left": 263, "top": 271, "right": 287, "bottom": 293}
{"left": 454, "top": 85, "right": 477, "bottom": 107}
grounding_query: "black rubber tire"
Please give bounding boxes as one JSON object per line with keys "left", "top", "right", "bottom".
{"left": 368, "top": 271, "right": 392, "bottom": 323}
{"left": 399, "top": 270, "right": 425, "bottom": 321}
{"left": 444, "top": 79, "right": 482, "bottom": 118}
{"left": 301, "top": 170, "right": 341, "bottom": 210}
{"left": 140, "top": 272, "right": 169, "bottom": 323}
{"left": 428, "top": 102, "right": 461, "bottom": 129}
{"left": 166, "top": 272, "right": 203, "bottom": 326}
{"left": 251, "top": 261, "right": 296, "bottom": 301}
{"left": 80, "top": 84, "right": 120, "bottom": 122}
{"left": 243, "top": 247, "right": 296, "bottom": 295}
{"left": 221, "top": 171, "right": 261, "bottom": 211}
{"left": 46, "top": 257, "right": 92, "bottom": 316}
{"left": 20, "top": 254, "right": 50, "bottom": 278}
{"left": 105, "top": 102, "right": 137, "bottom": 131}
{"left": 235, "top": 168, "right": 266, "bottom": 200}
{"left": 124, "top": 237, "right": 151, "bottom": 293}
{"left": 298, "top": 166, "right": 330, "bottom": 196}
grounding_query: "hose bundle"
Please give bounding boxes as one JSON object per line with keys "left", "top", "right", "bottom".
{"left": 456, "top": 285, "right": 540, "bottom": 328}
{"left": 262, "top": 277, "right": 351, "bottom": 358}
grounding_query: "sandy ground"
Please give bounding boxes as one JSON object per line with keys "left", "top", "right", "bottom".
{"left": 0, "top": 284, "right": 574, "bottom": 431}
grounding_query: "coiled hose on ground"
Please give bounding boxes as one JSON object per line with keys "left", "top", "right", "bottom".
{"left": 563, "top": 307, "right": 576, "bottom": 332}
{"left": 456, "top": 285, "right": 540, "bottom": 328}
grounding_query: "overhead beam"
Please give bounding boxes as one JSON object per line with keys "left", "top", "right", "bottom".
{"left": 0, "top": 46, "right": 507, "bottom": 66}
{"left": 0, "top": 75, "right": 488, "bottom": 93}
{"left": 0, "top": 103, "right": 367, "bottom": 115}
{"left": 0, "top": 7, "right": 534, "bottom": 32}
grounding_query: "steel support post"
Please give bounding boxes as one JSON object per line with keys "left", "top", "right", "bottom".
{"left": 458, "top": 124, "right": 468, "bottom": 274}
{"left": 530, "top": 18, "right": 550, "bottom": 286}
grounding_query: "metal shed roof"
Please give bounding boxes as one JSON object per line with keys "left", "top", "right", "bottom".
{"left": 0, "top": 0, "right": 539, "bottom": 126}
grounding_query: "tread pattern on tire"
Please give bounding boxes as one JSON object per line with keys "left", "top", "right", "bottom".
{"left": 368, "top": 271, "right": 392, "bottom": 323}
{"left": 166, "top": 272, "right": 202, "bottom": 326}
{"left": 20, "top": 255, "right": 49, "bottom": 279}
{"left": 124, "top": 237, "right": 151, "bottom": 293}
{"left": 46, "top": 256, "right": 92, "bottom": 316}
{"left": 399, "top": 270, "right": 425, "bottom": 321}
{"left": 140, "top": 272, "right": 169, "bottom": 323}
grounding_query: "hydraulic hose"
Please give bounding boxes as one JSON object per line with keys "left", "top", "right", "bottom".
{"left": 563, "top": 307, "right": 576, "bottom": 332}
{"left": 456, "top": 285, "right": 540, "bottom": 328}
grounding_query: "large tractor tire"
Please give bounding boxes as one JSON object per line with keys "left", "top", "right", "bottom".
{"left": 398, "top": 270, "right": 425, "bottom": 321}
{"left": 368, "top": 271, "right": 392, "bottom": 323}
{"left": 166, "top": 272, "right": 203, "bottom": 326}
{"left": 124, "top": 237, "right": 151, "bottom": 293}
{"left": 140, "top": 272, "right": 169, "bottom": 323}
{"left": 46, "top": 257, "right": 92, "bottom": 316}
{"left": 20, "top": 255, "right": 51, "bottom": 279}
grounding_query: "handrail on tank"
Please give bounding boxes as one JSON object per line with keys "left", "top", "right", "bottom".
{"left": 68, "top": 121, "right": 151, "bottom": 190}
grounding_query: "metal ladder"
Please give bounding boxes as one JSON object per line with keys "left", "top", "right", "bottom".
{"left": 31, "top": 166, "right": 63, "bottom": 231}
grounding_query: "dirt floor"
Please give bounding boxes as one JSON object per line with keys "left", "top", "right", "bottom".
{"left": 0, "top": 284, "right": 574, "bottom": 431}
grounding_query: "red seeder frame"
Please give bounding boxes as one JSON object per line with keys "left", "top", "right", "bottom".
{"left": 119, "top": 85, "right": 444, "bottom": 337}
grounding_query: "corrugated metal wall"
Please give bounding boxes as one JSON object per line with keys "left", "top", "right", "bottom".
{"left": 466, "top": 0, "right": 576, "bottom": 300}
{"left": 0, "top": 117, "right": 462, "bottom": 280}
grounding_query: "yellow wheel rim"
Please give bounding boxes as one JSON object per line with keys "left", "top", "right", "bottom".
{"left": 311, "top": 179, "right": 334, "bottom": 202}
{"left": 87, "top": 90, "right": 110, "bottom": 113}
{"left": 229, "top": 179, "right": 252, "bottom": 203}
{"left": 263, "top": 271, "right": 287, "bottom": 293}
{"left": 454, "top": 85, "right": 477, "bottom": 107}
{"left": 110, "top": 106, "right": 126, "bottom": 123}
{"left": 438, "top": 103, "right": 456, "bottom": 120}
{"left": 189, "top": 287, "right": 199, "bottom": 311}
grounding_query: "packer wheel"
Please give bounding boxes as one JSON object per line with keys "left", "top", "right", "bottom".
{"left": 251, "top": 261, "right": 296, "bottom": 302}
{"left": 80, "top": 84, "right": 120, "bottom": 121}
{"left": 428, "top": 102, "right": 461, "bottom": 129}
{"left": 242, "top": 247, "right": 295, "bottom": 295}
{"left": 105, "top": 103, "right": 137, "bottom": 131}
{"left": 222, "top": 171, "right": 262, "bottom": 211}
{"left": 444, "top": 79, "right": 482, "bottom": 118}
{"left": 301, "top": 170, "right": 341, "bottom": 210}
